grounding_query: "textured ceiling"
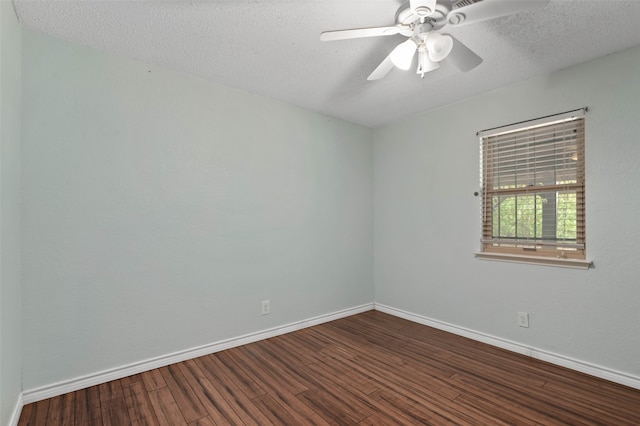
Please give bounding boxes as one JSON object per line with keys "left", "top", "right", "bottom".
{"left": 13, "top": 0, "right": 640, "bottom": 128}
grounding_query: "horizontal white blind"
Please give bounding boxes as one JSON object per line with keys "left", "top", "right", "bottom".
{"left": 480, "top": 112, "right": 585, "bottom": 259}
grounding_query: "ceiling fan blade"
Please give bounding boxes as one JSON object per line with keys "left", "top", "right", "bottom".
{"left": 320, "top": 25, "right": 409, "bottom": 41}
{"left": 447, "top": 35, "right": 483, "bottom": 72}
{"left": 367, "top": 55, "right": 394, "bottom": 81}
{"left": 447, "top": 0, "right": 550, "bottom": 27}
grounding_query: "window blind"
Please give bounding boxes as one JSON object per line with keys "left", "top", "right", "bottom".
{"left": 480, "top": 111, "right": 586, "bottom": 259}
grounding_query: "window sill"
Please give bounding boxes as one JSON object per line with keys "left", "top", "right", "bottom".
{"left": 474, "top": 252, "right": 592, "bottom": 270}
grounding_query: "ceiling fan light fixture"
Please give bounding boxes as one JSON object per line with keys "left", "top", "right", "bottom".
{"left": 390, "top": 39, "right": 418, "bottom": 70}
{"left": 426, "top": 33, "right": 454, "bottom": 62}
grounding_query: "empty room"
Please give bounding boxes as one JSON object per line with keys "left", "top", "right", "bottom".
{"left": 2, "top": 0, "right": 640, "bottom": 424}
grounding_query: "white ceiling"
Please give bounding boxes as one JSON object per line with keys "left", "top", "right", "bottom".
{"left": 13, "top": 0, "right": 640, "bottom": 128}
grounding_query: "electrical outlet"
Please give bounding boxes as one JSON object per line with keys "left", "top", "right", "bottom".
{"left": 261, "top": 300, "right": 270, "bottom": 315}
{"left": 518, "top": 312, "right": 529, "bottom": 328}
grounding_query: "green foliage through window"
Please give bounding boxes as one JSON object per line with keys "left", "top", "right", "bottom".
{"left": 492, "top": 192, "right": 577, "bottom": 241}
{"left": 493, "top": 195, "right": 542, "bottom": 239}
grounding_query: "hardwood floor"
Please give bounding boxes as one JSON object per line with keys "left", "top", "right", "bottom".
{"left": 18, "top": 310, "right": 640, "bottom": 425}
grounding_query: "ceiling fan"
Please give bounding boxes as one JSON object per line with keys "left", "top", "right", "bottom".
{"left": 320, "top": 0, "right": 550, "bottom": 80}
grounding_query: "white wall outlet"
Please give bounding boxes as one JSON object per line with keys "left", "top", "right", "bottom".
{"left": 261, "top": 300, "right": 270, "bottom": 315}
{"left": 518, "top": 312, "right": 529, "bottom": 328}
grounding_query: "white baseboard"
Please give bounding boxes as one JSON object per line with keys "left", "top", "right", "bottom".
{"left": 22, "top": 303, "right": 374, "bottom": 404}
{"left": 8, "top": 393, "right": 23, "bottom": 426}
{"left": 375, "top": 303, "right": 640, "bottom": 391}
{"left": 21, "top": 301, "right": 639, "bottom": 408}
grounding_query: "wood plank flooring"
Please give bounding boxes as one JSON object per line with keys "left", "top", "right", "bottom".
{"left": 18, "top": 310, "right": 640, "bottom": 425}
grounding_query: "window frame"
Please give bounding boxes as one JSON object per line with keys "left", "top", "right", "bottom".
{"left": 474, "top": 109, "right": 592, "bottom": 269}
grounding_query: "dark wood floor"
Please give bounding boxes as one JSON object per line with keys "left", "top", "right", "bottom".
{"left": 18, "top": 310, "right": 640, "bottom": 425}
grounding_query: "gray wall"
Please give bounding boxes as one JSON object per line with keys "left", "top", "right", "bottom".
{"left": 21, "top": 31, "right": 373, "bottom": 390}
{"left": 374, "top": 45, "right": 640, "bottom": 377}
{"left": 0, "top": 1, "right": 23, "bottom": 424}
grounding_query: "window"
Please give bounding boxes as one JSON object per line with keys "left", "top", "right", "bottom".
{"left": 476, "top": 109, "right": 590, "bottom": 268}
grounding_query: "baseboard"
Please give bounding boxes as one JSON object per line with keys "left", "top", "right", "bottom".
{"left": 375, "top": 303, "right": 640, "bottom": 390}
{"left": 22, "top": 303, "right": 374, "bottom": 404}
{"left": 23, "top": 301, "right": 637, "bottom": 406}
{"left": 8, "top": 393, "right": 23, "bottom": 426}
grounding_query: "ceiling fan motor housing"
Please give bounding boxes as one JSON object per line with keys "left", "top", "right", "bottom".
{"left": 414, "top": 6, "right": 432, "bottom": 16}
{"left": 399, "top": 0, "right": 453, "bottom": 27}
{"left": 410, "top": 0, "right": 438, "bottom": 17}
